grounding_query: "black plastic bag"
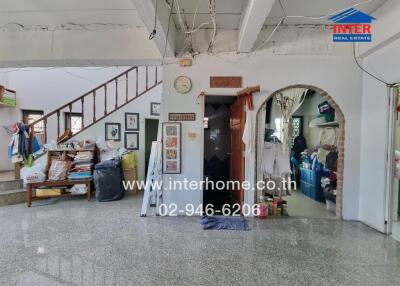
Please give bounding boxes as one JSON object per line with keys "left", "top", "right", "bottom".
{"left": 94, "top": 159, "right": 125, "bottom": 202}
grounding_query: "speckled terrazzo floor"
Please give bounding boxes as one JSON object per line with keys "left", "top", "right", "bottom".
{"left": 0, "top": 194, "right": 400, "bottom": 286}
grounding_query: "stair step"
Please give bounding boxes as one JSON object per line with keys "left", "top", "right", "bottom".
{"left": 0, "top": 189, "right": 25, "bottom": 206}
{"left": 0, "top": 179, "right": 23, "bottom": 192}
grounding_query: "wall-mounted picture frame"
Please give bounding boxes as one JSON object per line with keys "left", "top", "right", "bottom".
{"left": 162, "top": 122, "right": 182, "bottom": 174}
{"left": 125, "top": 132, "right": 139, "bottom": 150}
{"left": 105, "top": 123, "right": 121, "bottom": 141}
{"left": 151, "top": 102, "right": 161, "bottom": 116}
{"left": 125, "top": 112, "right": 139, "bottom": 131}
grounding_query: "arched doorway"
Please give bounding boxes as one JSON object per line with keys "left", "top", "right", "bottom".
{"left": 255, "top": 84, "right": 345, "bottom": 218}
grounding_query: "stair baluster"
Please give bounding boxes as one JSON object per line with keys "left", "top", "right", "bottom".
{"left": 136, "top": 68, "right": 139, "bottom": 97}
{"left": 146, "top": 66, "right": 148, "bottom": 90}
{"left": 125, "top": 73, "right": 129, "bottom": 103}
{"left": 104, "top": 85, "right": 107, "bottom": 116}
{"left": 93, "top": 91, "right": 96, "bottom": 123}
{"left": 57, "top": 110, "right": 60, "bottom": 138}
{"left": 115, "top": 79, "right": 118, "bottom": 109}
{"left": 81, "top": 97, "right": 85, "bottom": 130}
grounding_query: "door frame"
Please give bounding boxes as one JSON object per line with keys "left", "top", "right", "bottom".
{"left": 144, "top": 118, "right": 159, "bottom": 178}
{"left": 200, "top": 93, "right": 244, "bottom": 206}
{"left": 386, "top": 86, "right": 400, "bottom": 235}
{"left": 254, "top": 84, "right": 346, "bottom": 219}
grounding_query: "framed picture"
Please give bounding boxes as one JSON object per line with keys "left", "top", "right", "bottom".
{"left": 151, "top": 102, "right": 161, "bottom": 116}
{"left": 125, "top": 132, "right": 139, "bottom": 150}
{"left": 105, "top": 123, "right": 121, "bottom": 141}
{"left": 125, "top": 113, "right": 139, "bottom": 131}
{"left": 162, "top": 122, "right": 181, "bottom": 174}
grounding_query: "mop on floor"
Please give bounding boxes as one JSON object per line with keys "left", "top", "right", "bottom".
{"left": 201, "top": 216, "right": 250, "bottom": 231}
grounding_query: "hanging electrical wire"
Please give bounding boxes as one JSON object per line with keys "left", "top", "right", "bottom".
{"left": 161, "top": 0, "right": 174, "bottom": 65}
{"left": 207, "top": 0, "right": 217, "bottom": 52}
{"left": 254, "top": 17, "right": 285, "bottom": 51}
{"left": 352, "top": 42, "right": 400, "bottom": 86}
{"left": 285, "top": 0, "right": 374, "bottom": 20}
{"left": 174, "top": 0, "right": 212, "bottom": 34}
{"left": 149, "top": 0, "right": 158, "bottom": 40}
{"left": 254, "top": 0, "right": 375, "bottom": 51}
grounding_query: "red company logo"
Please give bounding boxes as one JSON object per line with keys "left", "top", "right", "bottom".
{"left": 329, "top": 8, "right": 376, "bottom": 42}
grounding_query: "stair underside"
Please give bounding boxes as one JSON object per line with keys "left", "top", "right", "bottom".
{"left": 0, "top": 177, "right": 25, "bottom": 206}
{"left": 0, "top": 189, "right": 25, "bottom": 206}
{"left": 0, "top": 179, "right": 22, "bottom": 191}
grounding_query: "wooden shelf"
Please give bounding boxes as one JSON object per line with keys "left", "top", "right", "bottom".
{"left": 314, "top": 121, "right": 339, "bottom": 128}
{"left": 47, "top": 148, "right": 96, "bottom": 152}
{"left": 26, "top": 148, "right": 98, "bottom": 207}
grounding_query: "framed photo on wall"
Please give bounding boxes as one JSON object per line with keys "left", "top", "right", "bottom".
{"left": 162, "top": 122, "right": 181, "bottom": 174}
{"left": 151, "top": 102, "right": 161, "bottom": 116}
{"left": 125, "top": 112, "right": 139, "bottom": 131}
{"left": 125, "top": 132, "right": 139, "bottom": 150}
{"left": 105, "top": 123, "right": 121, "bottom": 141}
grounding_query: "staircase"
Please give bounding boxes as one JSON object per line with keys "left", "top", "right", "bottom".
{"left": 2, "top": 66, "right": 162, "bottom": 207}
{"left": 29, "top": 66, "right": 162, "bottom": 145}
{"left": 0, "top": 172, "right": 24, "bottom": 206}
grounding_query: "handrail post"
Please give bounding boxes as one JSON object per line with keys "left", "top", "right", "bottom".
{"left": 104, "top": 85, "right": 107, "bottom": 116}
{"left": 115, "top": 79, "right": 118, "bottom": 109}
{"left": 136, "top": 68, "right": 139, "bottom": 97}
{"left": 126, "top": 73, "right": 129, "bottom": 103}
{"left": 93, "top": 91, "right": 96, "bottom": 123}
{"left": 155, "top": 66, "right": 158, "bottom": 86}
{"left": 68, "top": 103, "right": 72, "bottom": 132}
{"left": 43, "top": 118, "right": 47, "bottom": 144}
{"left": 81, "top": 97, "right": 85, "bottom": 130}
{"left": 146, "top": 66, "right": 148, "bottom": 90}
{"left": 57, "top": 110, "right": 60, "bottom": 138}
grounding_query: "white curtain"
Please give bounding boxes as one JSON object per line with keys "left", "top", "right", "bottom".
{"left": 274, "top": 88, "right": 308, "bottom": 150}
{"left": 256, "top": 104, "right": 266, "bottom": 200}
{"left": 242, "top": 105, "right": 254, "bottom": 156}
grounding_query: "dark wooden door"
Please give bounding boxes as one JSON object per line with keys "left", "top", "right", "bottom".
{"left": 230, "top": 96, "right": 246, "bottom": 205}
{"left": 145, "top": 119, "right": 159, "bottom": 177}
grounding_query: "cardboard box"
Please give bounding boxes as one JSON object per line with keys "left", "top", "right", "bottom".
{"left": 36, "top": 188, "right": 64, "bottom": 197}
{"left": 123, "top": 168, "right": 138, "bottom": 195}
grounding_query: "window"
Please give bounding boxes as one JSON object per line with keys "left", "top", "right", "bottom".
{"left": 290, "top": 116, "right": 304, "bottom": 148}
{"left": 273, "top": 118, "right": 283, "bottom": 141}
{"left": 64, "top": 112, "right": 83, "bottom": 134}
{"left": 22, "top": 109, "right": 44, "bottom": 133}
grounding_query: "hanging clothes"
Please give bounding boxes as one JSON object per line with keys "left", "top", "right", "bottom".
{"left": 316, "top": 149, "right": 329, "bottom": 165}
{"left": 8, "top": 122, "right": 40, "bottom": 162}
{"left": 292, "top": 135, "right": 307, "bottom": 162}
{"left": 274, "top": 88, "right": 308, "bottom": 151}
{"left": 242, "top": 106, "right": 254, "bottom": 156}
{"left": 262, "top": 142, "right": 291, "bottom": 177}
{"left": 319, "top": 127, "right": 337, "bottom": 146}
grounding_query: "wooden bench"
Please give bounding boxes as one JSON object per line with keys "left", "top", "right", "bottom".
{"left": 27, "top": 179, "right": 92, "bottom": 207}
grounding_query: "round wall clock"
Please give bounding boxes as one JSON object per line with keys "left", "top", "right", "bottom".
{"left": 174, "top": 76, "right": 192, "bottom": 94}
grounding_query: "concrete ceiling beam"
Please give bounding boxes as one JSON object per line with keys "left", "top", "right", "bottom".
{"left": 131, "top": 0, "right": 176, "bottom": 59}
{"left": 237, "top": 0, "right": 275, "bottom": 53}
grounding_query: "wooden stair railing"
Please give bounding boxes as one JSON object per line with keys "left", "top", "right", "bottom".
{"left": 28, "top": 66, "right": 162, "bottom": 145}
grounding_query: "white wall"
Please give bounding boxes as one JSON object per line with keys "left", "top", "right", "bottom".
{"left": 0, "top": 66, "right": 159, "bottom": 172}
{"left": 293, "top": 92, "right": 326, "bottom": 148}
{"left": 357, "top": 41, "right": 400, "bottom": 232}
{"left": 161, "top": 50, "right": 363, "bottom": 220}
{"left": 74, "top": 84, "right": 161, "bottom": 182}
{"left": 356, "top": 0, "right": 400, "bottom": 233}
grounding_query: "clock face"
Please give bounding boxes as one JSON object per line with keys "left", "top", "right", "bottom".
{"left": 174, "top": 76, "right": 192, "bottom": 94}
